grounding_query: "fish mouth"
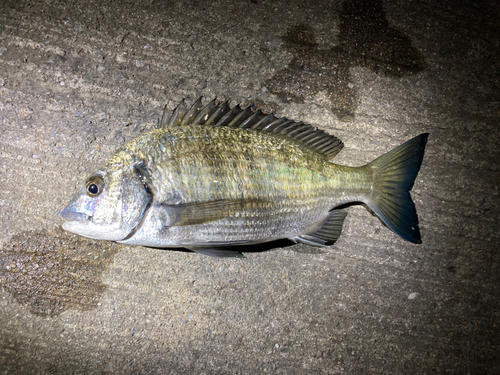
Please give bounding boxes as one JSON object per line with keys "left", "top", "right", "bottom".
{"left": 59, "top": 208, "right": 91, "bottom": 222}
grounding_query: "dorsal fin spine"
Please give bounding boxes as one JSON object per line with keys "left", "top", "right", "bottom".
{"left": 277, "top": 120, "right": 296, "bottom": 133}
{"left": 167, "top": 99, "right": 187, "bottom": 127}
{"left": 262, "top": 118, "right": 287, "bottom": 132}
{"left": 228, "top": 107, "right": 253, "bottom": 128}
{"left": 216, "top": 105, "right": 242, "bottom": 127}
{"left": 239, "top": 110, "right": 263, "bottom": 128}
{"left": 251, "top": 114, "right": 277, "bottom": 130}
{"left": 206, "top": 101, "right": 230, "bottom": 125}
{"left": 193, "top": 99, "right": 218, "bottom": 125}
{"left": 273, "top": 119, "right": 293, "bottom": 134}
{"left": 181, "top": 97, "right": 204, "bottom": 126}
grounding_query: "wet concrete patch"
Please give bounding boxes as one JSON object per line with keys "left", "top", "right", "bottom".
{"left": 0, "top": 228, "right": 121, "bottom": 316}
{"left": 264, "top": 0, "right": 426, "bottom": 121}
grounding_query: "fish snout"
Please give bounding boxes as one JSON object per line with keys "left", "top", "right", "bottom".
{"left": 59, "top": 208, "right": 90, "bottom": 222}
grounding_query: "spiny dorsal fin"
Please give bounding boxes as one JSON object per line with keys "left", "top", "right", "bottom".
{"left": 157, "top": 104, "right": 170, "bottom": 128}
{"left": 166, "top": 99, "right": 188, "bottom": 127}
{"left": 192, "top": 98, "right": 218, "bottom": 125}
{"left": 160, "top": 97, "right": 344, "bottom": 159}
{"left": 180, "top": 97, "right": 204, "bottom": 126}
{"left": 206, "top": 100, "right": 231, "bottom": 125}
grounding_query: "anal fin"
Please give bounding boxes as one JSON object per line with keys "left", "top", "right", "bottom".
{"left": 293, "top": 209, "right": 347, "bottom": 247}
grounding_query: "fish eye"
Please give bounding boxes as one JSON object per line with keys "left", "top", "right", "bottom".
{"left": 85, "top": 176, "right": 104, "bottom": 197}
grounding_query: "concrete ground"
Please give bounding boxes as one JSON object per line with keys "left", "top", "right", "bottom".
{"left": 0, "top": 0, "right": 499, "bottom": 373}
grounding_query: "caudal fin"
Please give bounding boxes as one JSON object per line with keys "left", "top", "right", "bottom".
{"left": 365, "top": 133, "right": 429, "bottom": 243}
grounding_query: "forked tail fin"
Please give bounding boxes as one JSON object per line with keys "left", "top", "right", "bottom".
{"left": 365, "top": 133, "right": 429, "bottom": 243}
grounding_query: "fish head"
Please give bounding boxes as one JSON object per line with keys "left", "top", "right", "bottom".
{"left": 60, "top": 157, "right": 152, "bottom": 241}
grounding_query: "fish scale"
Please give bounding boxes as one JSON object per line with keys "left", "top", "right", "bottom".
{"left": 128, "top": 126, "right": 333, "bottom": 201}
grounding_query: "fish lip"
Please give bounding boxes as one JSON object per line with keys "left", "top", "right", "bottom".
{"left": 59, "top": 208, "right": 91, "bottom": 222}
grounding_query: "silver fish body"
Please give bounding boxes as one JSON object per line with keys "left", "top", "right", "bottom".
{"left": 61, "top": 98, "right": 428, "bottom": 257}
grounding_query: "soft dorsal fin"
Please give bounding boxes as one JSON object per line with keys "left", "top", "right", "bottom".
{"left": 159, "top": 97, "right": 344, "bottom": 159}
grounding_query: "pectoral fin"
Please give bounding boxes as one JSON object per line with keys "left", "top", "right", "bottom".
{"left": 163, "top": 198, "right": 272, "bottom": 227}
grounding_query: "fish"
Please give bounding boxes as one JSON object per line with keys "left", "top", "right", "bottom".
{"left": 60, "top": 97, "right": 428, "bottom": 258}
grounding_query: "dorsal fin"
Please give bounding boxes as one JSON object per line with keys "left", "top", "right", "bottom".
{"left": 159, "top": 97, "right": 344, "bottom": 159}
{"left": 157, "top": 104, "right": 170, "bottom": 128}
{"left": 165, "top": 99, "right": 189, "bottom": 127}
{"left": 192, "top": 98, "right": 218, "bottom": 125}
{"left": 180, "top": 97, "right": 204, "bottom": 126}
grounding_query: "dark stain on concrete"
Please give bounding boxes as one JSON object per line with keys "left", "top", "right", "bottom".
{"left": 0, "top": 228, "right": 121, "bottom": 316}
{"left": 264, "top": 0, "right": 426, "bottom": 121}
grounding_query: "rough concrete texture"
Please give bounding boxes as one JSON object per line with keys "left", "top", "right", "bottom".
{"left": 0, "top": 0, "right": 499, "bottom": 373}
